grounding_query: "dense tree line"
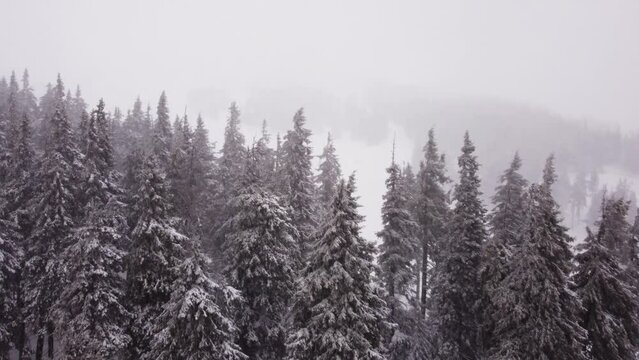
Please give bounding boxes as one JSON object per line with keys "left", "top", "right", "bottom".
{"left": 0, "top": 70, "right": 638, "bottom": 360}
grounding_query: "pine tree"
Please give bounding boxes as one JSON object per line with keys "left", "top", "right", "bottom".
{"left": 218, "top": 102, "right": 246, "bottom": 196}
{"left": 34, "top": 82, "right": 51, "bottom": 145}
{"left": 2, "top": 114, "right": 36, "bottom": 217}
{"left": 54, "top": 99, "right": 131, "bottom": 359}
{"left": 316, "top": 133, "right": 341, "bottom": 215}
{"left": 1, "top": 72, "right": 20, "bottom": 181}
{"left": 120, "top": 97, "right": 146, "bottom": 155}
{"left": 208, "top": 103, "right": 246, "bottom": 258}
{"left": 18, "top": 69, "right": 38, "bottom": 123}
{"left": 281, "top": 108, "right": 316, "bottom": 257}
{"left": 67, "top": 86, "right": 87, "bottom": 130}
{"left": 125, "top": 157, "right": 186, "bottom": 359}
{"left": 568, "top": 171, "right": 587, "bottom": 227}
{"left": 167, "top": 115, "right": 194, "bottom": 222}
{"left": 573, "top": 198, "right": 639, "bottom": 360}
{"left": 190, "top": 115, "right": 217, "bottom": 234}
{"left": 224, "top": 156, "right": 298, "bottom": 359}
{"left": 145, "top": 242, "right": 246, "bottom": 360}
{"left": 378, "top": 145, "right": 419, "bottom": 300}
{"left": 23, "top": 75, "right": 83, "bottom": 360}
{"left": 1, "top": 115, "right": 34, "bottom": 360}
{"left": 430, "top": 132, "right": 486, "bottom": 359}
{"left": 377, "top": 146, "right": 420, "bottom": 360}
{"left": 254, "top": 120, "right": 276, "bottom": 189}
{"left": 488, "top": 155, "right": 589, "bottom": 360}
{"left": 0, "top": 219, "right": 22, "bottom": 358}
{"left": 287, "top": 175, "right": 389, "bottom": 360}
{"left": 0, "top": 77, "right": 7, "bottom": 110}
{"left": 416, "top": 128, "right": 449, "bottom": 310}
{"left": 478, "top": 152, "right": 528, "bottom": 354}
{"left": 153, "top": 91, "right": 172, "bottom": 167}
{"left": 629, "top": 210, "right": 639, "bottom": 292}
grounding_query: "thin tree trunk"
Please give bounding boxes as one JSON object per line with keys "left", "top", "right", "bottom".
{"left": 35, "top": 335, "right": 44, "bottom": 360}
{"left": 16, "top": 323, "right": 26, "bottom": 359}
{"left": 46, "top": 322, "right": 54, "bottom": 359}
{"left": 421, "top": 241, "right": 429, "bottom": 315}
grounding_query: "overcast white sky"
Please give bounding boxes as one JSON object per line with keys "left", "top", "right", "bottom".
{"left": 2, "top": 0, "right": 638, "bottom": 239}
{"left": 3, "top": 0, "right": 639, "bottom": 128}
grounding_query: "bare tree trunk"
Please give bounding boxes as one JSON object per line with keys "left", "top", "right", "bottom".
{"left": 421, "top": 241, "right": 429, "bottom": 315}
{"left": 46, "top": 322, "right": 54, "bottom": 359}
{"left": 35, "top": 335, "right": 44, "bottom": 360}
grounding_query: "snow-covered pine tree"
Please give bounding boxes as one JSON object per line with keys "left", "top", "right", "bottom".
{"left": 0, "top": 72, "right": 20, "bottom": 181}
{"left": 416, "top": 128, "right": 449, "bottom": 310}
{"left": 152, "top": 91, "right": 172, "bottom": 168}
{"left": 1, "top": 115, "right": 34, "bottom": 360}
{"left": 430, "top": 131, "right": 486, "bottom": 359}
{"left": 190, "top": 114, "right": 217, "bottom": 233}
{"left": 119, "top": 97, "right": 146, "bottom": 157}
{"left": 281, "top": 108, "right": 316, "bottom": 257}
{"left": 0, "top": 219, "right": 22, "bottom": 358}
{"left": 54, "top": 99, "right": 131, "bottom": 359}
{"left": 218, "top": 102, "right": 246, "bottom": 197}
{"left": 18, "top": 70, "right": 38, "bottom": 124}
{"left": 125, "top": 156, "right": 186, "bottom": 359}
{"left": 568, "top": 171, "right": 587, "bottom": 227}
{"left": 287, "top": 175, "right": 389, "bottom": 360}
{"left": 0, "top": 77, "right": 7, "bottom": 112}
{"left": 488, "top": 155, "right": 589, "bottom": 360}
{"left": 573, "top": 198, "right": 639, "bottom": 360}
{"left": 377, "top": 146, "right": 420, "bottom": 360}
{"left": 23, "top": 75, "right": 83, "bottom": 360}
{"left": 145, "top": 242, "right": 246, "bottom": 360}
{"left": 378, "top": 147, "right": 419, "bottom": 301}
{"left": 209, "top": 103, "right": 247, "bottom": 256}
{"left": 401, "top": 163, "right": 419, "bottom": 217}
{"left": 68, "top": 86, "right": 87, "bottom": 131}
{"left": 166, "top": 115, "right": 194, "bottom": 222}
{"left": 478, "top": 152, "right": 528, "bottom": 355}
{"left": 316, "top": 133, "right": 341, "bottom": 214}
{"left": 631, "top": 210, "right": 639, "bottom": 274}
{"left": 224, "top": 149, "right": 298, "bottom": 359}
{"left": 254, "top": 120, "right": 276, "bottom": 189}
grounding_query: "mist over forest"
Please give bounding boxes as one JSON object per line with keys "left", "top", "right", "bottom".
{"left": 2, "top": 1, "right": 639, "bottom": 359}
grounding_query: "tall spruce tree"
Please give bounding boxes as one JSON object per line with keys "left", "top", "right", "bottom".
{"left": 224, "top": 152, "right": 298, "bottom": 359}
{"left": 190, "top": 115, "right": 217, "bottom": 233}
{"left": 55, "top": 99, "right": 131, "bottom": 359}
{"left": 254, "top": 120, "right": 276, "bottom": 189}
{"left": 488, "top": 155, "right": 589, "bottom": 360}
{"left": 218, "top": 102, "right": 246, "bottom": 196}
{"left": 377, "top": 146, "right": 420, "bottom": 360}
{"left": 416, "top": 128, "right": 449, "bottom": 310}
{"left": 378, "top": 145, "right": 419, "bottom": 301}
{"left": 573, "top": 198, "right": 639, "bottom": 360}
{"left": 281, "top": 108, "right": 316, "bottom": 257}
{"left": 287, "top": 175, "right": 389, "bottom": 360}
{"left": 0, "top": 219, "right": 22, "bottom": 358}
{"left": 430, "top": 132, "right": 486, "bottom": 359}
{"left": 145, "top": 242, "right": 246, "bottom": 360}
{"left": 166, "top": 115, "right": 194, "bottom": 221}
{"left": 209, "top": 103, "right": 246, "bottom": 260}
{"left": 23, "top": 75, "right": 83, "bottom": 360}
{"left": 18, "top": 70, "right": 38, "bottom": 123}
{"left": 125, "top": 157, "right": 186, "bottom": 359}
{"left": 316, "top": 133, "right": 341, "bottom": 213}
{"left": 1, "top": 72, "right": 20, "bottom": 181}
{"left": 152, "top": 91, "right": 172, "bottom": 167}
{"left": 478, "top": 152, "right": 528, "bottom": 354}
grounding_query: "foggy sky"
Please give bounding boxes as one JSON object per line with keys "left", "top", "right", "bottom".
{"left": 2, "top": 0, "right": 638, "bottom": 240}
{"left": 3, "top": 0, "right": 639, "bottom": 129}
